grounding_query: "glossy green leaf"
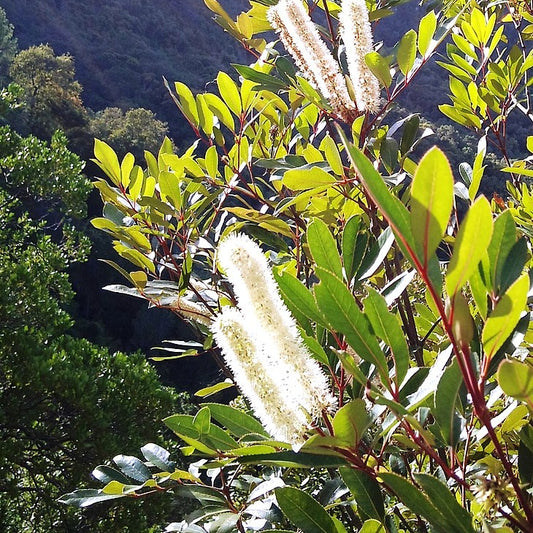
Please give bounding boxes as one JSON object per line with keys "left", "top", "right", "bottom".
{"left": 418, "top": 11, "right": 437, "bottom": 56}
{"left": 433, "top": 359, "right": 463, "bottom": 446}
{"left": 332, "top": 399, "right": 371, "bottom": 447}
{"left": 482, "top": 274, "right": 529, "bottom": 359}
{"left": 339, "top": 130, "right": 417, "bottom": 263}
{"left": 499, "top": 237, "right": 528, "bottom": 295}
{"left": 202, "top": 403, "right": 268, "bottom": 437}
{"left": 445, "top": 195, "right": 493, "bottom": 297}
{"left": 359, "top": 520, "right": 385, "bottom": 533}
{"left": 398, "top": 29, "right": 417, "bottom": 76}
{"left": 365, "top": 52, "right": 392, "bottom": 88}
{"left": 413, "top": 474, "right": 475, "bottom": 533}
{"left": 94, "top": 139, "right": 121, "bottom": 185}
{"left": 340, "top": 467, "right": 385, "bottom": 521}
{"left": 275, "top": 487, "right": 337, "bottom": 533}
{"left": 195, "top": 381, "right": 235, "bottom": 398}
{"left": 497, "top": 360, "right": 533, "bottom": 405}
{"left": 113, "top": 455, "right": 152, "bottom": 483}
{"left": 233, "top": 64, "right": 287, "bottom": 91}
{"left": 140, "top": 443, "right": 175, "bottom": 472}
{"left": 174, "top": 81, "right": 199, "bottom": 126}
{"left": 203, "top": 93, "right": 235, "bottom": 132}
{"left": 341, "top": 215, "right": 362, "bottom": 282}
{"left": 159, "top": 170, "right": 182, "bottom": 207}
{"left": 92, "top": 465, "right": 131, "bottom": 485}
{"left": 58, "top": 489, "right": 125, "bottom": 508}
{"left": 364, "top": 288, "right": 409, "bottom": 385}
{"left": 282, "top": 166, "right": 336, "bottom": 190}
{"left": 239, "top": 450, "right": 347, "bottom": 468}
{"left": 357, "top": 227, "right": 394, "bottom": 281}
{"left": 217, "top": 71, "right": 242, "bottom": 116}
{"left": 273, "top": 269, "right": 328, "bottom": 328}
{"left": 314, "top": 268, "right": 388, "bottom": 383}
{"left": 410, "top": 147, "right": 454, "bottom": 266}
{"left": 379, "top": 473, "right": 453, "bottom": 533}
{"left": 487, "top": 210, "right": 517, "bottom": 294}
{"left": 307, "top": 219, "right": 343, "bottom": 279}
{"left": 321, "top": 134, "right": 343, "bottom": 175}
{"left": 400, "top": 114, "right": 420, "bottom": 155}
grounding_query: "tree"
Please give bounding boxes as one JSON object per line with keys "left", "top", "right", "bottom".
{"left": 9, "top": 44, "right": 87, "bottom": 139}
{"left": 89, "top": 106, "right": 169, "bottom": 160}
{"left": 0, "top": 123, "right": 191, "bottom": 532}
{"left": 64, "top": 1, "right": 533, "bottom": 532}
{"left": 0, "top": 7, "right": 17, "bottom": 86}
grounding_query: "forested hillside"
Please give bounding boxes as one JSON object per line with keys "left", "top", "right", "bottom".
{"left": 2, "top": 0, "right": 249, "bottom": 138}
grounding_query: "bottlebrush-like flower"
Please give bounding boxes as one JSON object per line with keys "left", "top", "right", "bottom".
{"left": 268, "top": 0, "right": 356, "bottom": 120}
{"left": 339, "top": 0, "right": 381, "bottom": 112}
{"left": 211, "top": 307, "right": 310, "bottom": 444}
{"left": 216, "top": 233, "right": 334, "bottom": 423}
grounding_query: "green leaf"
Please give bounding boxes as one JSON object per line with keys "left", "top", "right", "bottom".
{"left": 58, "top": 489, "right": 125, "bottom": 508}
{"left": 193, "top": 406, "right": 211, "bottom": 434}
{"left": 217, "top": 71, "right": 242, "bottom": 116}
{"left": 113, "top": 455, "right": 152, "bottom": 483}
{"left": 379, "top": 473, "right": 452, "bottom": 533}
{"left": 174, "top": 82, "right": 199, "bottom": 126}
{"left": 321, "top": 134, "right": 343, "bottom": 175}
{"left": 275, "top": 487, "right": 337, "bottom": 533}
{"left": 202, "top": 403, "right": 268, "bottom": 437}
{"left": 365, "top": 52, "right": 392, "bottom": 88}
{"left": 410, "top": 147, "right": 454, "bottom": 266}
{"left": 332, "top": 399, "right": 371, "bottom": 446}
{"left": 445, "top": 195, "right": 493, "bottom": 297}
{"left": 418, "top": 11, "right": 437, "bottom": 56}
{"left": 282, "top": 166, "right": 336, "bottom": 190}
{"left": 359, "top": 520, "right": 385, "bottom": 533}
{"left": 433, "top": 358, "right": 463, "bottom": 446}
{"left": 397, "top": 29, "right": 417, "bottom": 76}
{"left": 140, "top": 443, "right": 175, "bottom": 472}
{"left": 400, "top": 114, "right": 420, "bottom": 156}
{"left": 482, "top": 274, "right": 529, "bottom": 359}
{"left": 307, "top": 219, "right": 343, "bottom": 279}
{"left": 92, "top": 465, "right": 131, "bottom": 485}
{"left": 203, "top": 93, "right": 235, "bottom": 132}
{"left": 363, "top": 288, "right": 409, "bottom": 385}
{"left": 233, "top": 64, "right": 287, "bottom": 91}
{"left": 413, "top": 474, "right": 476, "bottom": 533}
{"left": 340, "top": 468, "right": 385, "bottom": 521}
{"left": 164, "top": 414, "right": 239, "bottom": 452}
{"left": 195, "top": 381, "right": 235, "bottom": 398}
{"left": 273, "top": 269, "right": 329, "bottom": 328}
{"left": 341, "top": 215, "right": 361, "bottom": 281}
{"left": 158, "top": 170, "right": 182, "bottom": 207}
{"left": 94, "top": 139, "right": 121, "bottom": 185}
{"left": 314, "top": 268, "right": 389, "bottom": 384}
{"left": 238, "top": 451, "right": 347, "bottom": 468}
{"left": 497, "top": 360, "right": 533, "bottom": 405}
{"left": 339, "top": 129, "right": 416, "bottom": 263}
{"left": 487, "top": 210, "right": 517, "bottom": 294}
{"left": 499, "top": 237, "right": 528, "bottom": 296}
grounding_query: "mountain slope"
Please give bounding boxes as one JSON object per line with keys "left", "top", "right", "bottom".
{"left": 2, "top": 0, "right": 249, "bottom": 134}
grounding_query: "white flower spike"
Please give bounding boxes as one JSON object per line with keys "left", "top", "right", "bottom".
{"left": 339, "top": 0, "right": 381, "bottom": 112}
{"left": 214, "top": 233, "right": 334, "bottom": 446}
{"left": 268, "top": 0, "right": 356, "bottom": 121}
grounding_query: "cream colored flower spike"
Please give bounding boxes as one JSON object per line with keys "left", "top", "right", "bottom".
{"left": 339, "top": 0, "right": 381, "bottom": 112}
{"left": 268, "top": 0, "right": 356, "bottom": 121}
{"left": 213, "top": 233, "right": 334, "bottom": 446}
